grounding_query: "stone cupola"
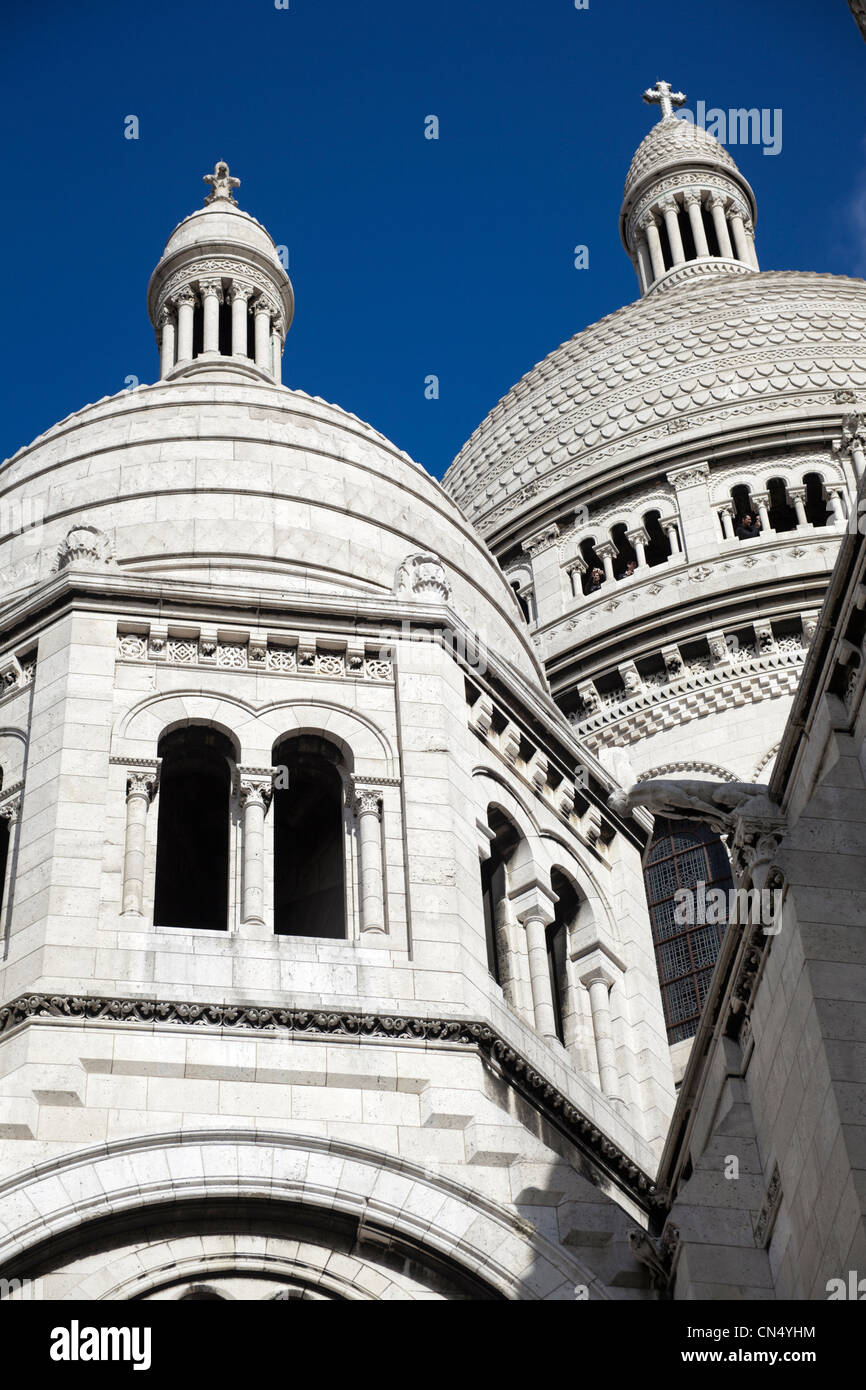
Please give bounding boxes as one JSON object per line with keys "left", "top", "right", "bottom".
{"left": 146, "top": 161, "right": 294, "bottom": 384}
{"left": 620, "top": 81, "right": 759, "bottom": 297}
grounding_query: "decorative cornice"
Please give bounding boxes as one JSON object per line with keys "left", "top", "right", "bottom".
{"left": 0, "top": 994, "right": 661, "bottom": 1210}
{"left": 638, "top": 761, "right": 738, "bottom": 784}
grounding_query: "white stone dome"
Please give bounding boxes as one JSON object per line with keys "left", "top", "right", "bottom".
{"left": 159, "top": 201, "right": 281, "bottom": 266}
{"left": 0, "top": 377, "right": 542, "bottom": 682}
{"left": 623, "top": 114, "right": 738, "bottom": 202}
{"left": 444, "top": 270, "right": 866, "bottom": 540}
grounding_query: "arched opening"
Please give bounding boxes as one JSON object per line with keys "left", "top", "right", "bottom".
{"left": 218, "top": 299, "right": 233, "bottom": 356}
{"left": 642, "top": 510, "right": 671, "bottom": 567}
{"left": 511, "top": 579, "right": 531, "bottom": 623}
{"left": 273, "top": 735, "right": 346, "bottom": 938}
{"left": 579, "top": 537, "right": 604, "bottom": 594}
{"left": 767, "top": 477, "right": 796, "bottom": 533}
{"left": 610, "top": 523, "right": 636, "bottom": 580}
{"left": 701, "top": 201, "right": 721, "bottom": 257}
{"left": 642, "top": 816, "right": 734, "bottom": 1044}
{"left": 192, "top": 302, "right": 204, "bottom": 358}
{"left": 548, "top": 869, "right": 579, "bottom": 1045}
{"left": 656, "top": 217, "right": 674, "bottom": 272}
{"left": 679, "top": 201, "right": 698, "bottom": 262}
{"left": 480, "top": 808, "right": 520, "bottom": 984}
{"left": 804, "top": 472, "right": 830, "bottom": 528}
{"left": 153, "top": 727, "right": 234, "bottom": 930}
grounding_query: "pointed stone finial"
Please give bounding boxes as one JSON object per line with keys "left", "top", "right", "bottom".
{"left": 203, "top": 160, "right": 241, "bottom": 206}
{"left": 642, "top": 80, "right": 687, "bottom": 121}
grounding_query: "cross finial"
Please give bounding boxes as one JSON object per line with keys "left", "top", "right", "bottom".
{"left": 642, "top": 80, "right": 687, "bottom": 121}
{"left": 203, "top": 160, "right": 241, "bottom": 206}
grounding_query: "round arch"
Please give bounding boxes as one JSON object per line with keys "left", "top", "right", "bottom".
{"left": 0, "top": 1130, "right": 600, "bottom": 1301}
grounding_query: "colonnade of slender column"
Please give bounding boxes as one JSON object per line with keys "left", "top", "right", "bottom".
{"left": 633, "top": 191, "right": 758, "bottom": 294}
{"left": 157, "top": 279, "right": 283, "bottom": 381}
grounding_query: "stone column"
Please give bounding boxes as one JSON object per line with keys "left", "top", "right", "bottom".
{"left": 270, "top": 314, "right": 283, "bottom": 384}
{"left": 788, "top": 487, "right": 808, "bottom": 528}
{"left": 627, "top": 527, "right": 648, "bottom": 569}
{"left": 580, "top": 962, "right": 621, "bottom": 1101}
{"left": 659, "top": 198, "right": 685, "bottom": 266}
{"left": 229, "top": 283, "right": 251, "bottom": 357}
{"left": 708, "top": 195, "right": 734, "bottom": 258}
{"left": 596, "top": 540, "right": 616, "bottom": 584}
{"left": 239, "top": 769, "right": 274, "bottom": 927}
{"left": 719, "top": 504, "right": 735, "bottom": 540}
{"left": 569, "top": 555, "right": 587, "bottom": 597}
{"left": 827, "top": 489, "right": 845, "bottom": 526}
{"left": 158, "top": 306, "right": 176, "bottom": 378}
{"left": 642, "top": 213, "right": 666, "bottom": 282}
{"left": 663, "top": 518, "right": 682, "bottom": 554}
{"left": 729, "top": 209, "right": 751, "bottom": 265}
{"left": 743, "top": 218, "right": 760, "bottom": 270}
{"left": 511, "top": 883, "right": 559, "bottom": 1043}
{"left": 684, "top": 192, "right": 710, "bottom": 257}
{"left": 199, "top": 279, "right": 224, "bottom": 354}
{"left": 634, "top": 236, "right": 652, "bottom": 294}
{"left": 122, "top": 764, "right": 159, "bottom": 915}
{"left": 353, "top": 786, "right": 386, "bottom": 934}
{"left": 252, "top": 298, "right": 272, "bottom": 371}
{"left": 753, "top": 491, "right": 772, "bottom": 534}
{"left": 842, "top": 419, "right": 866, "bottom": 480}
{"left": 174, "top": 288, "right": 196, "bottom": 363}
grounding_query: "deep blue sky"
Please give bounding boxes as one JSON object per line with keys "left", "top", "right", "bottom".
{"left": 3, "top": 0, "right": 866, "bottom": 477}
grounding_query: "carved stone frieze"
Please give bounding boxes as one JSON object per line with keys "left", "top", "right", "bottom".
{"left": 116, "top": 628, "right": 393, "bottom": 683}
{"left": 0, "top": 992, "right": 662, "bottom": 1209}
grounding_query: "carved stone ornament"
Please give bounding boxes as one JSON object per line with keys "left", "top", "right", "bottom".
{"left": 393, "top": 551, "right": 452, "bottom": 604}
{"left": 54, "top": 525, "right": 115, "bottom": 571}
{"left": 666, "top": 462, "right": 710, "bottom": 490}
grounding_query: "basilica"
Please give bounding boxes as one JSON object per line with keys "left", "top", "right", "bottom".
{"left": 0, "top": 57, "right": 864, "bottom": 1300}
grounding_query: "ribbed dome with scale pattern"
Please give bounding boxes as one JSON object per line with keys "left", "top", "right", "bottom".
{"left": 623, "top": 114, "right": 739, "bottom": 202}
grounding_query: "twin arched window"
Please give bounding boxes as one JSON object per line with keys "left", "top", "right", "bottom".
{"left": 479, "top": 807, "right": 577, "bottom": 1047}
{"left": 152, "top": 727, "right": 347, "bottom": 937}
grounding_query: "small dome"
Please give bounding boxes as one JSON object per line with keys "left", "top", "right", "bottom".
{"left": 160, "top": 201, "right": 283, "bottom": 269}
{"left": 624, "top": 115, "right": 738, "bottom": 202}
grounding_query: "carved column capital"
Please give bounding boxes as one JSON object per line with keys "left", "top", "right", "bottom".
{"left": 707, "top": 193, "right": 728, "bottom": 212}
{"left": 228, "top": 282, "right": 253, "bottom": 305}
{"left": 172, "top": 287, "right": 198, "bottom": 308}
{"left": 238, "top": 768, "right": 275, "bottom": 812}
{"left": 198, "top": 278, "right": 224, "bottom": 301}
{"left": 250, "top": 295, "right": 273, "bottom": 317}
{"left": 352, "top": 786, "right": 382, "bottom": 819}
{"left": 682, "top": 191, "right": 702, "bottom": 210}
{"left": 126, "top": 762, "right": 160, "bottom": 801}
{"left": 0, "top": 791, "right": 22, "bottom": 824}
